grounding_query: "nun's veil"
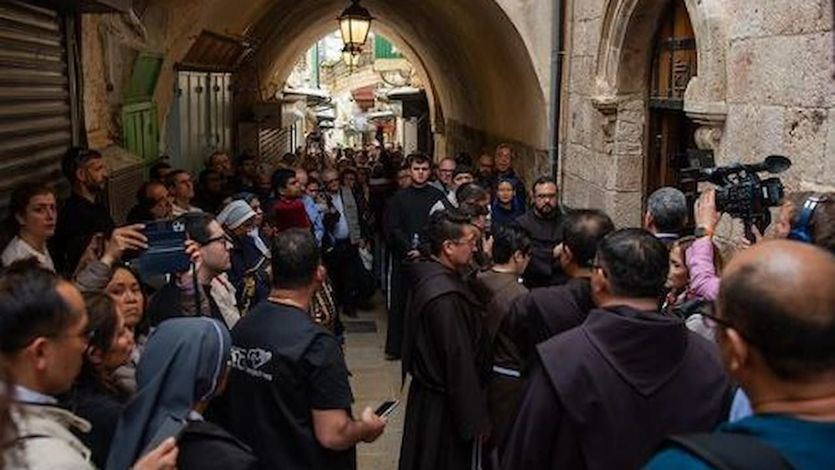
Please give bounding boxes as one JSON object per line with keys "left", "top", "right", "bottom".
{"left": 106, "top": 317, "right": 231, "bottom": 469}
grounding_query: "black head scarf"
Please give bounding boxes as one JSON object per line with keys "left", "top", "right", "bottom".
{"left": 106, "top": 317, "right": 231, "bottom": 469}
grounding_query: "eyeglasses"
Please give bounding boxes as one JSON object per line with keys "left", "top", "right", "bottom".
{"left": 206, "top": 234, "right": 234, "bottom": 246}
{"left": 450, "top": 236, "right": 478, "bottom": 247}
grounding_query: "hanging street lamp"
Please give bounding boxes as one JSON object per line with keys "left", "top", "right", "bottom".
{"left": 342, "top": 44, "right": 362, "bottom": 69}
{"left": 338, "top": 0, "right": 372, "bottom": 51}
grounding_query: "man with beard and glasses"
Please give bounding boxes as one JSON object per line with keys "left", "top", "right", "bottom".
{"left": 53, "top": 147, "right": 115, "bottom": 277}
{"left": 513, "top": 176, "right": 568, "bottom": 288}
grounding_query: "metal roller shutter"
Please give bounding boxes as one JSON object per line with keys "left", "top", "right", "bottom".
{"left": 0, "top": 0, "right": 74, "bottom": 211}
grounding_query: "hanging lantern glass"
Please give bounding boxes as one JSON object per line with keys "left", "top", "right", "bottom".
{"left": 338, "top": 0, "right": 372, "bottom": 49}
{"left": 342, "top": 44, "right": 362, "bottom": 68}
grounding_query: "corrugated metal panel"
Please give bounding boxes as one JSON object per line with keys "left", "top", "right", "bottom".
{"left": 0, "top": 0, "right": 72, "bottom": 207}
{"left": 176, "top": 71, "right": 233, "bottom": 173}
{"left": 107, "top": 160, "right": 145, "bottom": 225}
{"left": 209, "top": 73, "right": 232, "bottom": 151}
{"left": 258, "top": 127, "right": 287, "bottom": 165}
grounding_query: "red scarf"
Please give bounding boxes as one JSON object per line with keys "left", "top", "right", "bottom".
{"left": 273, "top": 198, "right": 311, "bottom": 232}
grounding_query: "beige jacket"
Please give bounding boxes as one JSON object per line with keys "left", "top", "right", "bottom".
{"left": 5, "top": 403, "right": 94, "bottom": 470}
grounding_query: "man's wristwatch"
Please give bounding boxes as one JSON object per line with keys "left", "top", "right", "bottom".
{"left": 694, "top": 226, "right": 714, "bottom": 238}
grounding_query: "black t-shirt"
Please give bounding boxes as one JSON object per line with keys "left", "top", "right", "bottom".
{"left": 214, "top": 301, "right": 355, "bottom": 470}
{"left": 52, "top": 193, "right": 114, "bottom": 276}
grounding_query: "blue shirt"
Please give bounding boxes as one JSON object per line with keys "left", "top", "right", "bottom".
{"left": 644, "top": 414, "right": 835, "bottom": 469}
{"left": 301, "top": 195, "right": 325, "bottom": 244}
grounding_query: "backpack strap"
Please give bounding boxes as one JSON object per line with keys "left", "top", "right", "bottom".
{"left": 664, "top": 433, "right": 793, "bottom": 470}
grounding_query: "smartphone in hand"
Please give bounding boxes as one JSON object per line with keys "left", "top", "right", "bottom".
{"left": 131, "top": 219, "right": 191, "bottom": 276}
{"left": 374, "top": 400, "right": 399, "bottom": 419}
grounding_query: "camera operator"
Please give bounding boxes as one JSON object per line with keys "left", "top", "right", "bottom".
{"left": 688, "top": 188, "right": 835, "bottom": 422}
{"left": 693, "top": 190, "right": 834, "bottom": 259}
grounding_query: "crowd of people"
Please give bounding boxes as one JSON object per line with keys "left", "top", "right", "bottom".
{"left": 0, "top": 141, "right": 833, "bottom": 470}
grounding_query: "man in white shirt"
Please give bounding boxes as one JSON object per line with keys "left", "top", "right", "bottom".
{"left": 322, "top": 168, "right": 366, "bottom": 318}
{"left": 429, "top": 165, "right": 476, "bottom": 215}
{"left": 165, "top": 170, "right": 201, "bottom": 216}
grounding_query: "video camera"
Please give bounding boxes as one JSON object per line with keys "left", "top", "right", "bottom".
{"left": 681, "top": 150, "right": 792, "bottom": 241}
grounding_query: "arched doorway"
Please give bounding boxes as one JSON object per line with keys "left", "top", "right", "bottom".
{"left": 590, "top": 0, "right": 728, "bottom": 226}
{"left": 645, "top": 0, "right": 698, "bottom": 201}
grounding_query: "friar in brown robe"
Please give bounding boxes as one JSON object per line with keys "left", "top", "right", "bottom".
{"left": 500, "top": 229, "right": 732, "bottom": 470}
{"left": 470, "top": 223, "right": 532, "bottom": 450}
{"left": 505, "top": 209, "right": 616, "bottom": 371}
{"left": 399, "top": 212, "right": 492, "bottom": 470}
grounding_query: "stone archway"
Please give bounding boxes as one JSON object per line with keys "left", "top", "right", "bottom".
{"left": 149, "top": 0, "right": 550, "bottom": 175}
{"left": 589, "top": 0, "right": 729, "bottom": 223}
{"left": 244, "top": 0, "right": 548, "bottom": 169}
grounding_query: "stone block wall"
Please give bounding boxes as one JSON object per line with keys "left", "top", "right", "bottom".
{"left": 560, "top": 0, "right": 834, "bottom": 229}
{"left": 444, "top": 118, "right": 551, "bottom": 193}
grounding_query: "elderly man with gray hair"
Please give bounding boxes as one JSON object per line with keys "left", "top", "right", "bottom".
{"left": 644, "top": 186, "right": 688, "bottom": 247}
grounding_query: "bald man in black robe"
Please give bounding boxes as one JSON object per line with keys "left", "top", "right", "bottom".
{"left": 500, "top": 229, "right": 732, "bottom": 470}
{"left": 399, "top": 210, "right": 491, "bottom": 470}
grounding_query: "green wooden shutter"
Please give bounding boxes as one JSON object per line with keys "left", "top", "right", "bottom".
{"left": 374, "top": 36, "right": 402, "bottom": 59}
{"left": 122, "top": 53, "right": 162, "bottom": 160}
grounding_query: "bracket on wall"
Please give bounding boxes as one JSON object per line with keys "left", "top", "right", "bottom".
{"left": 686, "top": 102, "right": 727, "bottom": 151}
{"left": 591, "top": 94, "right": 620, "bottom": 115}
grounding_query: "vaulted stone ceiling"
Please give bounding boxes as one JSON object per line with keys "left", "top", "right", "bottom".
{"left": 153, "top": 0, "right": 547, "bottom": 151}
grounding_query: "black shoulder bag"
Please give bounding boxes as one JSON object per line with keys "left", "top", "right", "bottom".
{"left": 663, "top": 433, "right": 793, "bottom": 470}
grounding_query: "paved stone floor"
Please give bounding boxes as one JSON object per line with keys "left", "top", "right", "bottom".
{"left": 343, "top": 294, "right": 405, "bottom": 470}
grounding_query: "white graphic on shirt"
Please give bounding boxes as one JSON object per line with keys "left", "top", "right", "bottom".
{"left": 231, "top": 346, "right": 273, "bottom": 381}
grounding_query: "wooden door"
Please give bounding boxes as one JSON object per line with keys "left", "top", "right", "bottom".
{"left": 645, "top": 0, "right": 698, "bottom": 200}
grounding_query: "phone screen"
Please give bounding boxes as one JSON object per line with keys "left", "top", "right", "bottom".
{"left": 374, "top": 400, "right": 399, "bottom": 418}
{"left": 131, "top": 220, "right": 190, "bottom": 276}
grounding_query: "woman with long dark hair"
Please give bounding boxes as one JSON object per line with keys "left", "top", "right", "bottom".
{"left": 0, "top": 183, "right": 57, "bottom": 271}
{"left": 61, "top": 292, "right": 135, "bottom": 468}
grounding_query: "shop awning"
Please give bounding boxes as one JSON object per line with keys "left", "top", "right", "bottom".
{"left": 351, "top": 85, "right": 376, "bottom": 111}
{"left": 177, "top": 30, "right": 250, "bottom": 73}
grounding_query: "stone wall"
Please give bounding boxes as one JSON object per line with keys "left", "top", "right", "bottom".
{"left": 81, "top": 14, "right": 117, "bottom": 149}
{"left": 560, "top": 0, "right": 834, "bottom": 229}
{"left": 444, "top": 119, "right": 551, "bottom": 189}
